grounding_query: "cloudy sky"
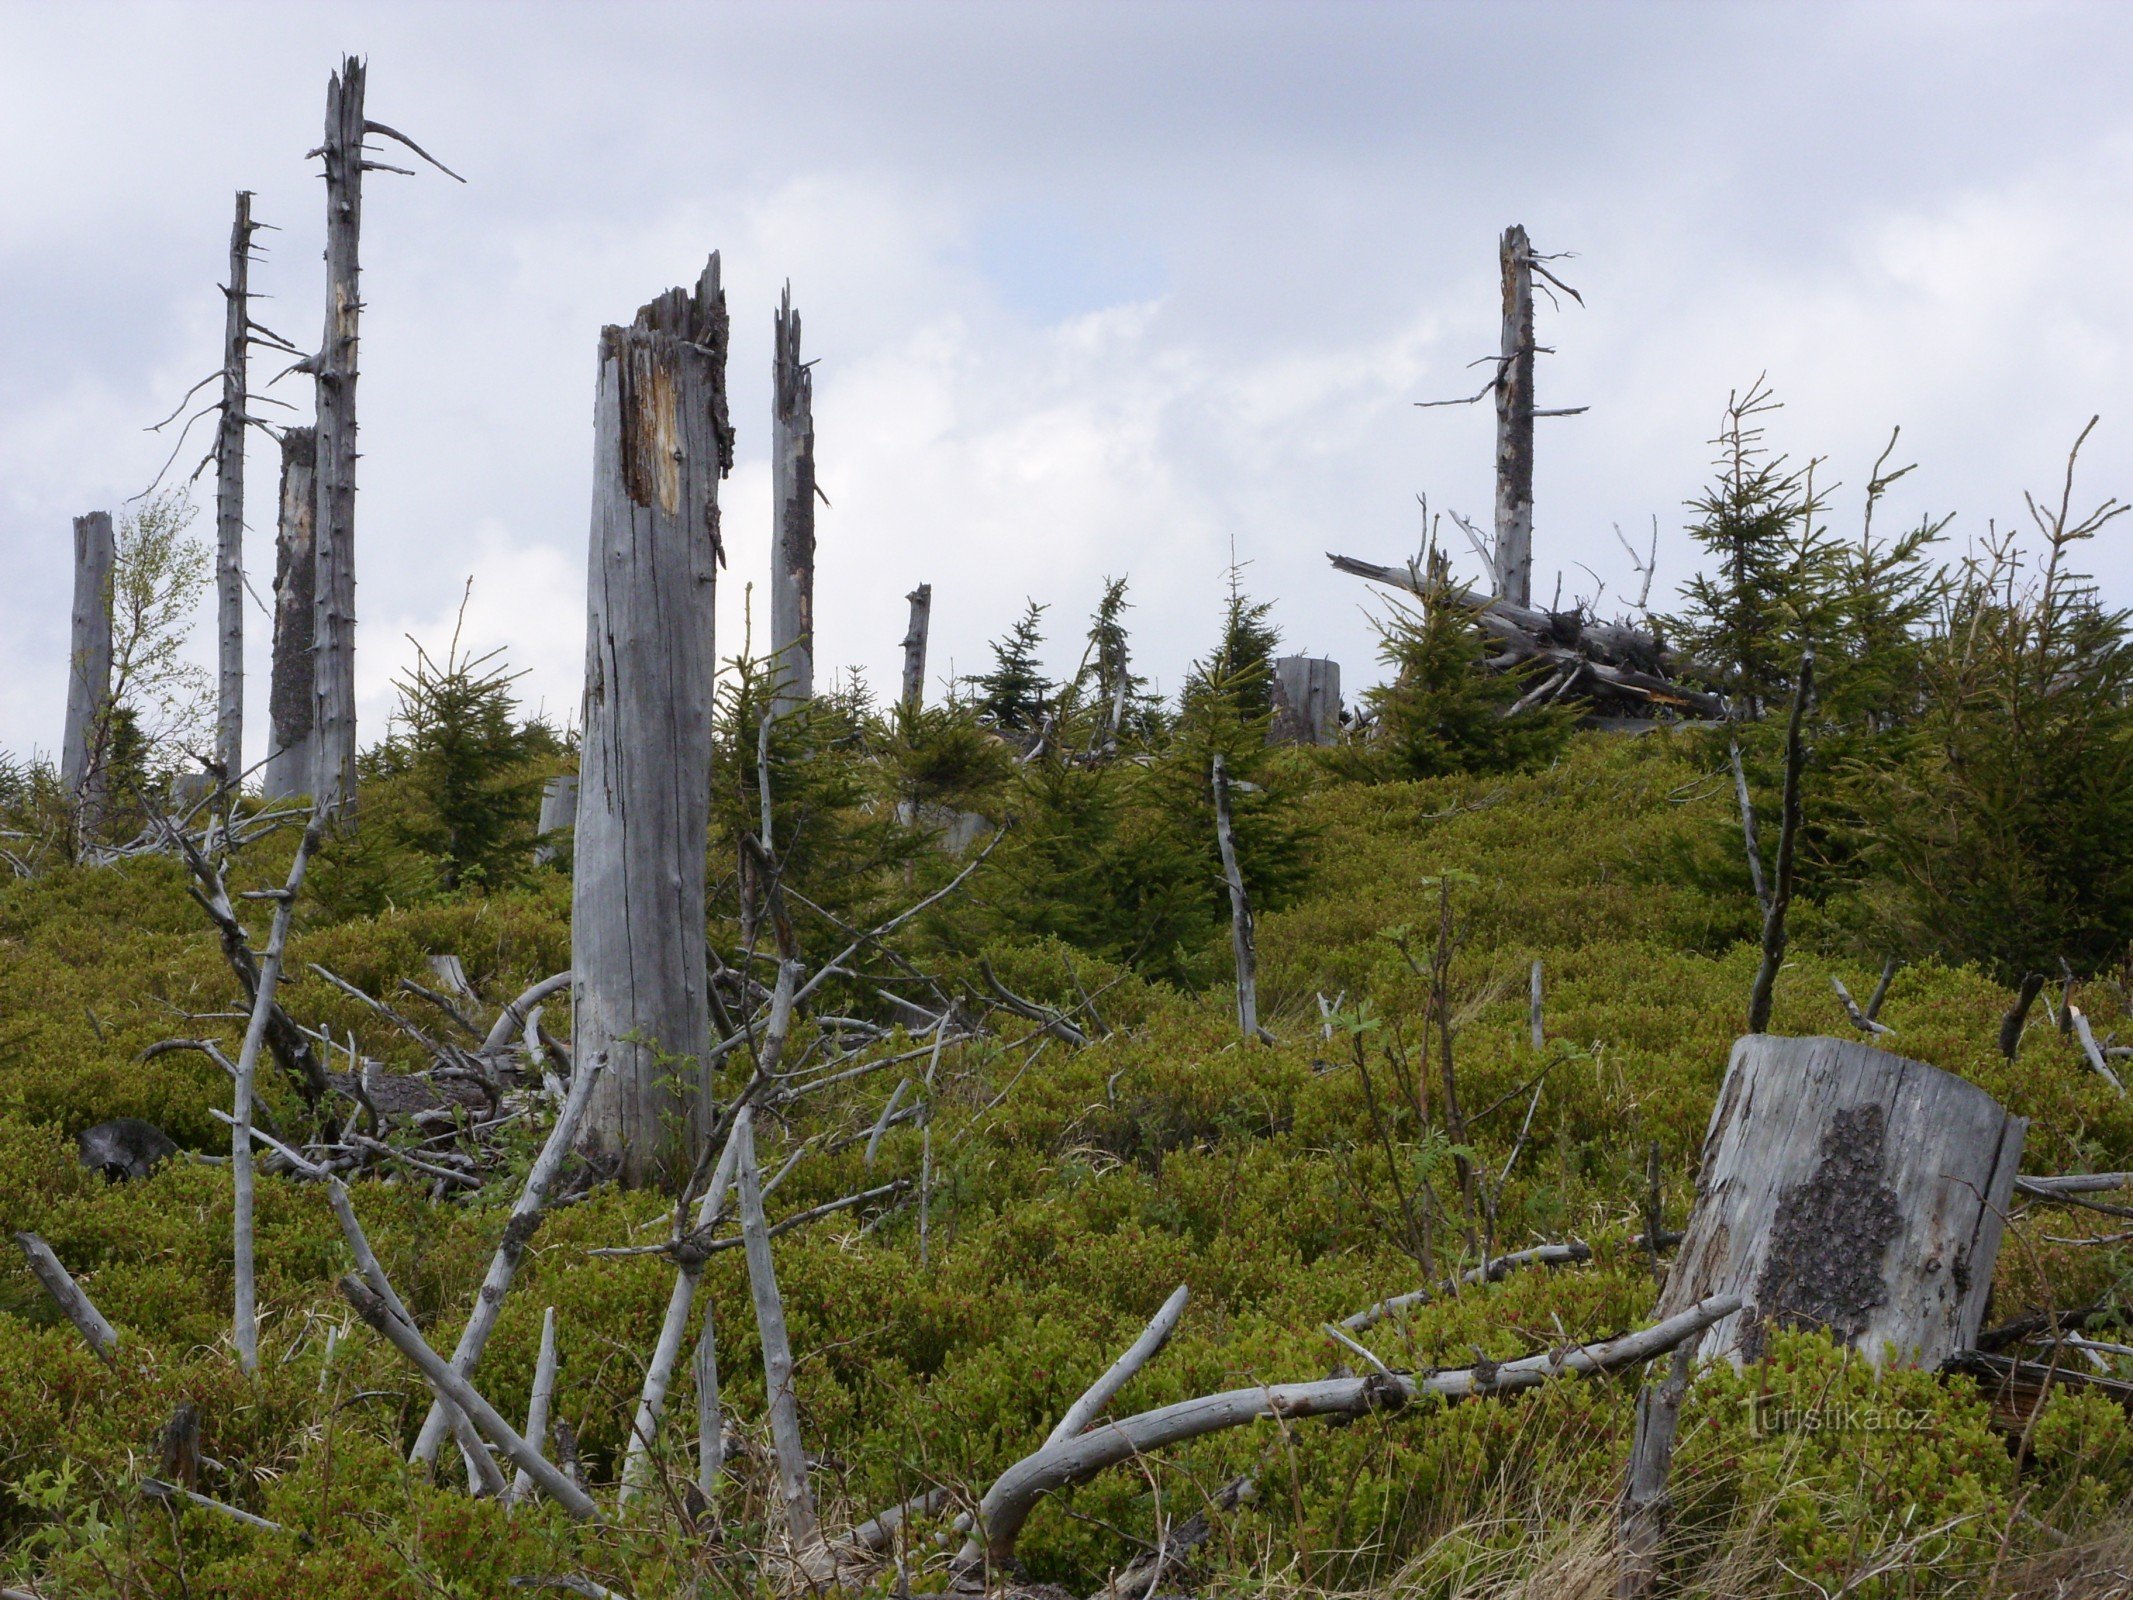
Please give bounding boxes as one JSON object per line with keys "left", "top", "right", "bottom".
{"left": 3, "top": 0, "right": 2130, "bottom": 766}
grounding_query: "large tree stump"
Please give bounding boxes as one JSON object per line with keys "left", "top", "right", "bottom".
{"left": 573, "top": 256, "right": 732, "bottom": 1188}
{"left": 263, "top": 425, "right": 317, "bottom": 801}
{"left": 1655, "top": 1035, "right": 2026, "bottom": 1369}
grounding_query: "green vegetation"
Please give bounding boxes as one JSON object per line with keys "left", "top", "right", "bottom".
{"left": 8, "top": 410, "right": 2133, "bottom": 1598}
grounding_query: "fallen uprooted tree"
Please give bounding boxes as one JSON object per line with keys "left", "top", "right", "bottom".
{"left": 1326, "top": 551, "right": 1725, "bottom": 721}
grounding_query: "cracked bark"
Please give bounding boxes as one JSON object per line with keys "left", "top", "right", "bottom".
{"left": 1655, "top": 1034, "right": 2026, "bottom": 1369}
{"left": 264, "top": 426, "right": 317, "bottom": 800}
{"left": 573, "top": 256, "right": 731, "bottom": 1188}
{"left": 770, "top": 284, "right": 815, "bottom": 715}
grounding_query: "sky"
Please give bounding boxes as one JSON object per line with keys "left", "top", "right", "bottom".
{"left": 3, "top": 0, "right": 2132, "bottom": 767}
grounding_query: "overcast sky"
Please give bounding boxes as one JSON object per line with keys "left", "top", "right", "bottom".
{"left": 4, "top": 0, "right": 2131, "bottom": 765}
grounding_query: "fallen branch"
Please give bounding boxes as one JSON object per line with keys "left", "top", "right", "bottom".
{"left": 141, "top": 1478, "right": 299, "bottom": 1539}
{"left": 1831, "top": 975, "right": 1895, "bottom": 1038}
{"left": 2070, "top": 1007, "right": 2127, "bottom": 1097}
{"left": 1340, "top": 1242, "right": 1593, "bottom": 1332}
{"left": 1046, "top": 1285, "right": 1190, "bottom": 1448}
{"left": 508, "top": 1307, "right": 560, "bottom": 1506}
{"left": 11, "top": 1232, "right": 118, "bottom": 1360}
{"left": 339, "top": 1274, "right": 596, "bottom": 1519}
{"left": 1091, "top": 1475, "right": 1255, "bottom": 1600}
{"left": 410, "top": 1052, "right": 607, "bottom": 1469}
{"left": 484, "top": 971, "right": 572, "bottom": 1055}
{"left": 234, "top": 816, "right": 324, "bottom": 1374}
{"left": 957, "top": 1293, "right": 1740, "bottom": 1569}
{"left": 737, "top": 1109, "right": 824, "bottom": 1551}
{"left": 847, "top": 1486, "right": 953, "bottom": 1554}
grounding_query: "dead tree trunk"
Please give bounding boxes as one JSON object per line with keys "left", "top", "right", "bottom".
{"left": 1493, "top": 224, "right": 1536, "bottom": 608}
{"left": 573, "top": 256, "right": 732, "bottom": 1189}
{"left": 263, "top": 426, "right": 317, "bottom": 801}
{"left": 900, "top": 582, "right": 932, "bottom": 717}
{"left": 1655, "top": 1034, "right": 2026, "bottom": 1369}
{"left": 62, "top": 511, "right": 116, "bottom": 829}
{"left": 770, "top": 284, "right": 815, "bottom": 715}
{"left": 214, "top": 191, "right": 255, "bottom": 782}
{"left": 1212, "top": 754, "right": 1267, "bottom": 1044}
{"left": 533, "top": 773, "right": 576, "bottom": 866}
{"left": 1270, "top": 656, "right": 1340, "bottom": 744}
{"left": 310, "top": 57, "right": 365, "bottom": 819}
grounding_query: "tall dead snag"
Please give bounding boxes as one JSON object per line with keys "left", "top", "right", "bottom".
{"left": 574, "top": 256, "right": 732, "bottom": 1188}
{"left": 213, "top": 191, "right": 258, "bottom": 781}
{"left": 309, "top": 56, "right": 461, "bottom": 819}
{"left": 62, "top": 511, "right": 116, "bottom": 827}
{"left": 1654, "top": 1034, "right": 2026, "bottom": 1369}
{"left": 1494, "top": 224, "right": 1536, "bottom": 606}
{"left": 263, "top": 426, "right": 318, "bottom": 800}
{"left": 769, "top": 284, "right": 816, "bottom": 715}
{"left": 900, "top": 582, "right": 932, "bottom": 716}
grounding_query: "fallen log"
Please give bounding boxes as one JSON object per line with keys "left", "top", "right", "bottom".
{"left": 955, "top": 1292, "right": 1740, "bottom": 1570}
{"left": 12, "top": 1232, "right": 118, "bottom": 1360}
{"left": 1326, "top": 552, "right": 1724, "bottom": 719}
{"left": 1655, "top": 1035, "right": 2025, "bottom": 1368}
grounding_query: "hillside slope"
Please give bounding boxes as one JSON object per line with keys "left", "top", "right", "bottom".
{"left": 5, "top": 730, "right": 2132, "bottom": 1598}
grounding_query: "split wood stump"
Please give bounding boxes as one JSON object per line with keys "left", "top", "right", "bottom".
{"left": 1655, "top": 1034, "right": 2026, "bottom": 1369}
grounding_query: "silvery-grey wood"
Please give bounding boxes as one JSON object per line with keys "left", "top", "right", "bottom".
{"left": 264, "top": 426, "right": 317, "bottom": 800}
{"left": 62, "top": 511, "right": 116, "bottom": 819}
{"left": 1271, "top": 655, "right": 1341, "bottom": 744}
{"left": 310, "top": 57, "right": 365, "bottom": 818}
{"left": 215, "top": 190, "right": 255, "bottom": 781}
{"left": 1654, "top": 1034, "right": 2026, "bottom": 1369}
{"left": 900, "top": 582, "right": 932, "bottom": 716}
{"left": 1493, "top": 224, "right": 1535, "bottom": 606}
{"left": 572, "top": 256, "right": 731, "bottom": 1186}
{"left": 770, "top": 284, "right": 815, "bottom": 714}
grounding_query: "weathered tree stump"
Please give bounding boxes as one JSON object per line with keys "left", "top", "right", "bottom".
{"left": 1271, "top": 655, "right": 1340, "bottom": 744}
{"left": 1655, "top": 1034, "right": 2026, "bottom": 1368}
{"left": 573, "top": 256, "right": 732, "bottom": 1188}
{"left": 263, "top": 425, "right": 317, "bottom": 801}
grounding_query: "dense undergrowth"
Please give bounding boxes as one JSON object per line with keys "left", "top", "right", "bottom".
{"left": 8, "top": 730, "right": 2133, "bottom": 1598}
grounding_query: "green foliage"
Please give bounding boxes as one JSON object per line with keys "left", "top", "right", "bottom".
{"left": 1668, "top": 379, "right": 1836, "bottom": 720}
{"left": 969, "top": 599, "right": 1053, "bottom": 734}
{"left": 1869, "top": 431, "right": 2133, "bottom": 978}
{"left": 1342, "top": 549, "right": 1575, "bottom": 782}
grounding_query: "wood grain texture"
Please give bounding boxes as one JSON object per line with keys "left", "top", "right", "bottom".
{"left": 215, "top": 190, "right": 254, "bottom": 780}
{"left": 770, "top": 284, "right": 815, "bottom": 714}
{"left": 1493, "top": 224, "right": 1535, "bottom": 607}
{"left": 900, "top": 582, "right": 931, "bottom": 716}
{"left": 61, "top": 511, "right": 115, "bottom": 815}
{"left": 311, "top": 56, "right": 366, "bottom": 818}
{"left": 264, "top": 426, "right": 317, "bottom": 800}
{"left": 1655, "top": 1034, "right": 2026, "bottom": 1369}
{"left": 573, "top": 255, "right": 731, "bottom": 1187}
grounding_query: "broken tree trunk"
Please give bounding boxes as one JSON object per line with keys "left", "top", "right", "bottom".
{"left": 310, "top": 57, "right": 366, "bottom": 819}
{"left": 214, "top": 190, "right": 255, "bottom": 782}
{"left": 900, "top": 582, "right": 931, "bottom": 717}
{"left": 738, "top": 1109, "right": 823, "bottom": 1552}
{"left": 62, "top": 511, "right": 116, "bottom": 826}
{"left": 1270, "top": 656, "right": 1341, "bottom": 744}
{"left": 1494, "top": 224, "right": 1536, "bottom": 607}
{"left": 534, "top": 773, "right": 576, "bottom": 866}
{"left": 1616, "top": 1341, "right": 1692, "bottom": 1600}
{"left": 12, "top": 1232, "right": 118, "bottom": 1361}
{"left": 770, "top": 284, "right": 815, "bottom": 715}
{"left": 263, "top": 425, "right": 317, "bottom": 800}
{"left": 1654, "top": 1034, "right": 2026, "bottom": 1368}
{"left": 573, "top": 256, "right": 732, "bottom": 1188}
